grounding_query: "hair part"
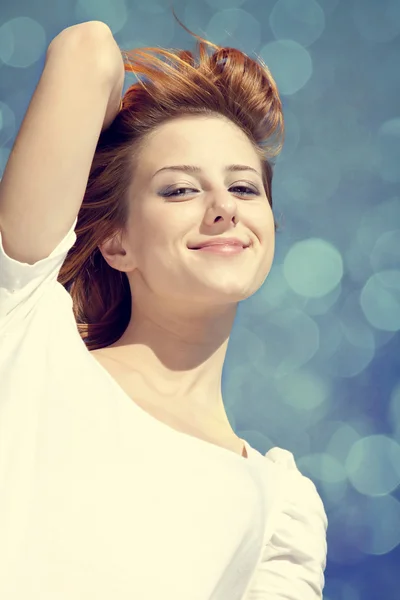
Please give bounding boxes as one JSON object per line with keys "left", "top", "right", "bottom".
{"left": 58, "top": 8, "right": 285, "bottom": 351}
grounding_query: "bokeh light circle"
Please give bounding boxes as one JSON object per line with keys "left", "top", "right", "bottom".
{"left": 0, "top": 17, "right": 46, "bottom": 68}
{"left": 259, "top": 39, "right": 312, "bottom": 95}
{"left": 283, "top": 238, "right": 343, "bottom": 298}
{"left": 360, "top": 270, "right": 400, "bottom": 332}
{"left": 269, "top": 0, "right": 326, "bottom": 47}
{"left": 346, "top": 435, "right": 400, "bottom": 496}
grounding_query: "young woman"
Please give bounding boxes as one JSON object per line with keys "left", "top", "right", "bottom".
{"left": 0, "top": 15, "right": 328, "bottom": 600}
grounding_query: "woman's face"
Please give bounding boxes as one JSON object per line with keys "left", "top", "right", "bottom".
{"left": 120, "top": 115, "right": 275, "bottom": 307}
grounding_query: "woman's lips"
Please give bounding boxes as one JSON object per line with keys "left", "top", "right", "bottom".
{"left": 192, "top": 244, "right": 246, "bottom": 254}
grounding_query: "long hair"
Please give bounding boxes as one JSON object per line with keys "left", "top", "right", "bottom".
{"left": 57, "top": 8, "right": 285, "bottom": 351}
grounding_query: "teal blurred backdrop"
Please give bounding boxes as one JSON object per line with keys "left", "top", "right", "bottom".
{"left": 1, "top": 0, "right": 399, "bottom": 598}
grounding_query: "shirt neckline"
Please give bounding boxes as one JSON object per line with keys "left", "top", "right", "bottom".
{"left": 86, "top": 347, "right": 252, "bottom": 462}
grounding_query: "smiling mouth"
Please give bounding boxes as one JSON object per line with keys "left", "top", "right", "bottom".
{"left": 189, "top": 244, "right": 248, "bottom": 254}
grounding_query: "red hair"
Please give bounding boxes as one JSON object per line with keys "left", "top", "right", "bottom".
{"left": 58, "top": 9, "right": 285, "bottom": 351}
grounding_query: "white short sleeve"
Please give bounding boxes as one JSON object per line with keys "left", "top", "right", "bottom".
{"left": 244, "top": 447, "right": 328, "bottom": 599}
{"left": 0, "top": 217, "right": 77, "bottom": 333}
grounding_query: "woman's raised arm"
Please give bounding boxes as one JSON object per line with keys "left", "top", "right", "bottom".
{"left": 0, "top": 21, "right": 124, "bottom": 265}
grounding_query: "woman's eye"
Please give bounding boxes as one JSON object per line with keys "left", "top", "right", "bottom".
{"left": 162, "top": 185, "right": 259, "bottom": 198}
{"left": 230, "top": 186, "right": 260, "bottom": 196}
{"left": 163, "top": 187, "right": 197, "bottom": 198}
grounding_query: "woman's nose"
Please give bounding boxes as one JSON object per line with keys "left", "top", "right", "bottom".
{"left": 205, "top": 196, "right": 238, "bottom": 226}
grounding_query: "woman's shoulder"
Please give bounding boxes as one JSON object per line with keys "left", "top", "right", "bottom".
{"left": 243, "top": 446, "right": 329, "bottom": 599}
{"left": 265, "top": 447, "right": 328, "bottom": 576}
{"left": 264, "top": 446, "right": 328, "bottom": 522}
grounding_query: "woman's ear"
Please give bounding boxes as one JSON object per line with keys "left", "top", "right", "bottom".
{"left": 98, "top": 230, "right": 134, "bottom": 273}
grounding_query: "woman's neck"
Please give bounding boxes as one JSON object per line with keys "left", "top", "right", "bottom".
{"left": 102, "top": 302, "right": 236, "bottom": 425}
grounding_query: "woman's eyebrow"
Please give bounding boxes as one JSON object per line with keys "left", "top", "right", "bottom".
{"left": 151, "top": 164, "right": 262, "bottom": 179}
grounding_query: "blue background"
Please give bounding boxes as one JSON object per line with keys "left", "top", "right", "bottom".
{"left": 1, "top": 0, "right": 399, "bottom": 598}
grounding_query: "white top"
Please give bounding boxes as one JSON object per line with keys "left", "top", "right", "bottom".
{"left": 0, "top": 217, "right": 328, "bottom": 600}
